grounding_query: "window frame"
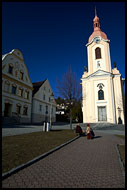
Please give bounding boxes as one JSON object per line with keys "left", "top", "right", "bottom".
{"left": 23, "top": 106, "right": 28, "bottom": 115}
{"left": 19, "top": 71, "right": 24, "bottom": 80}
{"left": 98, "top": 89, "right": 104, "bottom": 100}
{"left": 16, "top": 104, "right": 21, "bottom": 114}
{"left": 12, "top": 85, "right": 17, "bottom": 95}
{"left": 95, "top": 47, "right": 102, "bottom": 59}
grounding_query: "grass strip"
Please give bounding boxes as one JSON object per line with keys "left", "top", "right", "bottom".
{"left": 115, "top": 134, "right": 125, "bottom": 139}
{"left": 115, "top": 134, "right": 125, "bottom": 168}
{"left": 117, "top": 144, "right": 125, "bottom": 168}
{"left": 2, "top": 130, "right": 77, "bottom": 173}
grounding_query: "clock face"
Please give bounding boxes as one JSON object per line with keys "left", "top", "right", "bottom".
{"left": 94, "top": 37, "right": 100, "bottom": 43}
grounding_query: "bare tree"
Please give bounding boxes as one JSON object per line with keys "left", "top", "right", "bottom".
{"left": 56, "top": 68, "right": 81, "bottom": 129}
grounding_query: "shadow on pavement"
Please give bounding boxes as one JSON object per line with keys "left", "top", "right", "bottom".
{"left": 94, "top": 136, "right": 102, "bottom": 139}
{"left": 50, "top": 129, "right": 63, "bottom": 132}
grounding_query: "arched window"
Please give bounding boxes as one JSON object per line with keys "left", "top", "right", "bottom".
{"left": 98, "top": 89, "right": 104, "bottom": 100}
{"left": 95, "top": 47, "right": 101, "bottom": 59}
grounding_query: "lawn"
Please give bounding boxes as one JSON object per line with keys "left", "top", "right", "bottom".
{"left": 115, "top": 135, "right": 125, "bottom": 168}
{"left": 2, "top": 130, "right": 77, "bottom": 174}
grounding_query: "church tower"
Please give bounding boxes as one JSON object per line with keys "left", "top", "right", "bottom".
{"left": 81, "top": 8, "right": 125, "bottom": 124}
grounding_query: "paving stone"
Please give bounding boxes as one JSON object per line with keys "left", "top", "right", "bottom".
{"left": 2, "top": 131, "right": 125, "bottom": 188}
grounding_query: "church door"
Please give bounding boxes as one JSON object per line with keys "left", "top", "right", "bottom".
{"left": 98, "top": 106, "right": 107, "bottom": 121}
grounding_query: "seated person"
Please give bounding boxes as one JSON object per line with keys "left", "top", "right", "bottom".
{"left": 75, "top": 123, "right": 84, "bottom": 136}
{"left": 90, "top": 128, "right": 95, "bottom": 139}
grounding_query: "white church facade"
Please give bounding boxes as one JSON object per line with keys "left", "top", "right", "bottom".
{"left": 81, "top": 10, "right": 125, "bottom": 124}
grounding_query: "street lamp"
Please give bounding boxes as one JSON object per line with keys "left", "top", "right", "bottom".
{"left": 50, "top": 92, "right": 54, "bottom": 130}
{"left": 117, "top": 107, "right": 121, "bottom": 117}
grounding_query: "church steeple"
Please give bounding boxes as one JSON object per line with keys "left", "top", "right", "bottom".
{"left": 88, "top": 7, "right": 108, "bottom": 43}
{"left": 95, "top": 6, "right": 97, "bottom": 16}
{"left": 93, "top": 7, "right": 100, "bottom": 31}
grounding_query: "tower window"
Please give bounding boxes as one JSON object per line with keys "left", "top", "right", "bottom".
{"left": 98, "top": 89, "right": 104, "bottom": 100}
{"left": 95, "top": 47, "right": 101, "bottom": 59}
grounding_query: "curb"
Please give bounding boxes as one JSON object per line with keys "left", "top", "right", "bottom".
{"left": 2, "top": 135, "right": 80, "bottom": 180}
{"left": 115, "top": 144, "right": 125, "bottom": 185}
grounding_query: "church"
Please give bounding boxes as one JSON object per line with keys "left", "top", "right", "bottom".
{"left": 81, "top": 9, "right": 125, "bottom": 124}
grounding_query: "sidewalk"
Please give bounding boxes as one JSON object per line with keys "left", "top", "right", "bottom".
{"left": 2, "top": 131, "right": 125, "bottom": 188}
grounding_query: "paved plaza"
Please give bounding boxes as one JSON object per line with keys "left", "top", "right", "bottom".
{"left": 2, "top": 129, "right": 125, "bottom": 188}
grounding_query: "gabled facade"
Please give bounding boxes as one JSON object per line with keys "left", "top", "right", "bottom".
{"left": 81, "top": 9, "right": 125, "bottom": 124}
{"left": 32, "top": 79, "right": 56, "bottom": 123}
{"left": 2, "top": 49, "right": 33, "bottom": 123}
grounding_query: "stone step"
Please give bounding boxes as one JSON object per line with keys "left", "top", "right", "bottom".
{"left": 2, "top": 117, "right": 19, "bottom": 125}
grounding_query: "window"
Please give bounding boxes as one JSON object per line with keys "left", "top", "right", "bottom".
{"left": 27, "top": 91, "right": 29, "bottom": 99}
{"left": 23, "top": 107, "right": 28, "bottom": 115}
{"left": 16, "top": 104, "right": 21, "bottom": 114}
{"left": 43, "top": 94, "right": 45, "bottom": 100}
{"left": 98, "top": 89, "right": 104, "bottom": 100}
{"left": 25, "top": 91, "right": 29, "bottom": 99}
{"left": 19, "top": 71, "right": 24, "bottom": 80}
{"left": 8, "top": 65, "right": 13, "bottom": 74}
{"left": 44, "top": 86, "right": 46, "bottom": 90}
{"left": 19, "top": 88, "right": 23, "bottom": 97}
{"left": 95, "top": 47, "right": 101, "bottom": 59}
{"left": 49, "top": 97, "right": 50, "bottom": 102}
{"left": 12, "top": 86, "right": 17, "bottom": 94}
{"left": 40, "top": 105, "right": 42, "bottom": 111}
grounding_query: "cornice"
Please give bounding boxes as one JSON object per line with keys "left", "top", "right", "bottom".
{"left": 86, "top": 36, "right": 110, "bottom": 47}
{"left": 2, "top": 73, "right": 33, "bottom": 90}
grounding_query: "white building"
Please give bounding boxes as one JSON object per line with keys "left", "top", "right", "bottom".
{"left": 2, "top": 49, "right": 33, "bottom": 123}
{"left": 81, "top": 10, "right": 125, "bottom": 124}
{"left": 32, "top": 79, "right": 56, "bottom": 124}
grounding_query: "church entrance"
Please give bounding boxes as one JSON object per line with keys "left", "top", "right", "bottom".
{"left": 98, "top": 106, "right": 107, "bottom": 121}
{"left": 4, "top": 103, "right": 12, "bottom": 117}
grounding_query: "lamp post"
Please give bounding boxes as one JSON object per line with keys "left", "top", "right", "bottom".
{"left": 50, "top": 93, "right": 54, "bottom": 130}
{"left": 117, "top": 107, "right": 121, "bottom": 117}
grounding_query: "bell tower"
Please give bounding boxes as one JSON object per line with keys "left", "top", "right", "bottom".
{"left": 86, "top": 7, "right": 112, "bottom": 75}
{"left": 81, "top": 8, "right": 125, "bottom": 124}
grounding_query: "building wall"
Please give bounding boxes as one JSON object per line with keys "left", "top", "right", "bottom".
{"left": 32, "top": 79, "right": 56, "bottom": 123}
{"left": 82, "top": 72, "right": 116, "bottom": 123}
{"left": 2, "top": 49, "right": 33, "bottom": 123}
{"left": 87, "top": 39, "right": 111, "bottom": 75}
{"left": 112, "top": 74, "right": 125, "bottom": 124}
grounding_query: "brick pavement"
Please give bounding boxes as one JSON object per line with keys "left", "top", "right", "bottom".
{"left": 2, "top": 132, "right": 125, "bottom": 188}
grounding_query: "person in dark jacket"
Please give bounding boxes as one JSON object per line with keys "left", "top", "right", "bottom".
{"left": 75, "top": 123, "right": 83, "bottom": 136}
{"left": 90, "top": 127, "right": 95, "bottom": 139}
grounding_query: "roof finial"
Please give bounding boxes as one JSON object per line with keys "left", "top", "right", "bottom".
{"left": 95, "top": 6, "right": 97, "bottom": 16}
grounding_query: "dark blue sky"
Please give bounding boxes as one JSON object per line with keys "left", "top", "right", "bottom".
{"left": 2, "top": 2, "right": 125, "bottom": 98}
